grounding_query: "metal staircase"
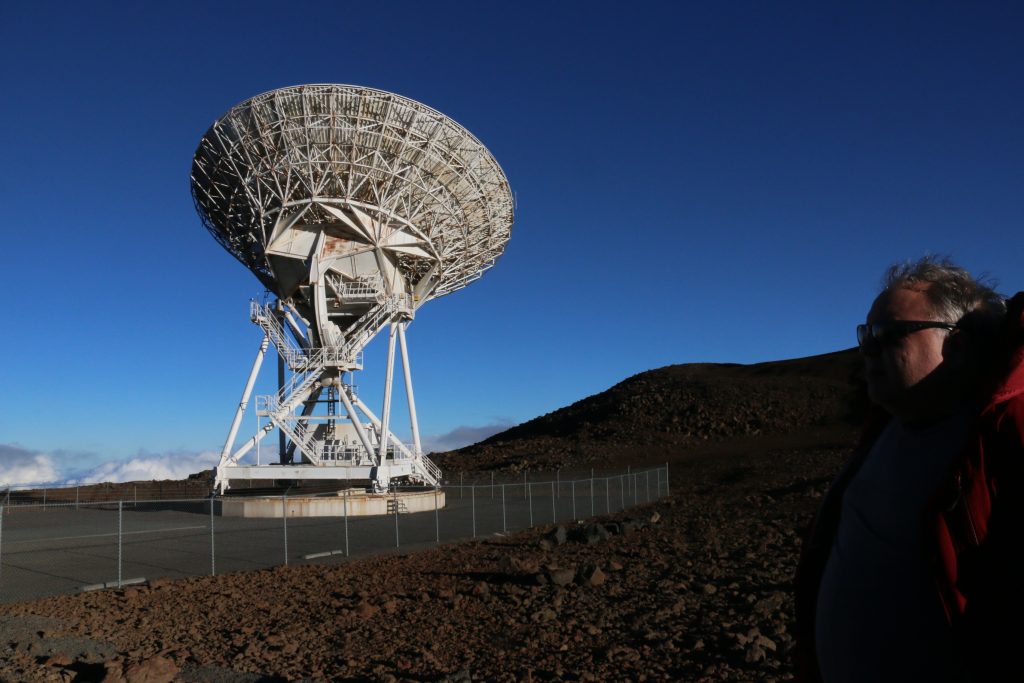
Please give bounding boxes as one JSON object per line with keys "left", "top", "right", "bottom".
{"left": 341, "top": 296, "right": 402, "bottom": 356}
{"left": 250, "top": 301, "right": 313, "bottom": 371}
{"left": 252, "top": 297, "right": 407, "bottom": 372}
{"left": 417, "top": 455, "right": 442, "bottom": 486}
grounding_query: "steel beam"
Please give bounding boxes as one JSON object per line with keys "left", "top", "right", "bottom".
{"left": 398, "top": 322, "right": 421, "bottom": 454}
{"left": 219, "top": 335, "right": 270, "bottom": 467}
{"left": 379, "top": 323, "right": 397, "bottom": 460}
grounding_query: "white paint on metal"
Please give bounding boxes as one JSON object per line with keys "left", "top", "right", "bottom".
{"left": 338, "top": 384, "right": 377, "bottom": 465}
{"left": 398, "top": 322, "right": 421, "bottom": 455}
{"left": 379, "top": 323, "right": 397, "bottom": 461}
{"left": 217, "top": 336, "right": 270, "bottom": 477}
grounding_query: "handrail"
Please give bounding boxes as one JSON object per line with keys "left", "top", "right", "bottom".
{"left": 419, "top": 456, "right": 443, "bottom": 484}
{"left": 250, "top": 301, "right": 310, "bottom": 371}
{"left": 276, "top": 348, "right": 324, "bottom": 405}
{"left": 324, "top": 272, "right": 384, "bottom": 302}
{"left": 271, "top": 410, "right": 323, "bottom": 465}
{"left": 252, "top": 298, "right": 403, "bottom": 370}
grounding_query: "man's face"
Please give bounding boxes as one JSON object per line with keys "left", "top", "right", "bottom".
{"left": 862, "top": 286, "right": 953, "bottom": 420}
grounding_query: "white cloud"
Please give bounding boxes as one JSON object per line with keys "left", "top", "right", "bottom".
{"left": 3, "top": 424, "right": 513, "bottom": 486}
{"left": 76, "top": 450, "right": 220, "bottom": 484}
{"left": 421, "top": 420, "right": 516, "bottom": 453}
{"left": 0, "top": 444, "right": 61, "bottom": 487}
{"left": 1, "top": 443, "right": 222, "bottom": 487}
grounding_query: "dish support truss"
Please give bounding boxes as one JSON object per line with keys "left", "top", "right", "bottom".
{"left": 214, "top": 298, "right": 441, "bottom": 494}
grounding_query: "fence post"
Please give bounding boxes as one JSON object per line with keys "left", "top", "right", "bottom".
{"left": 282, "top": 491, "right": 288, "bottom": 566}
{"left": 117, "top": 500, "right": 123, "bottom": 588}
{"left": 210, "top": 496, "right": 216, "bottom": 576}
{"left": 43, "top": 488, "right": 46, "bottom": 505}
{"left": 75, "top": 486, "right": 79, "bottom": 509}
{"left": 393, "top": 487, "right": 400, "bottom": 549}
{"left": 343, "top": 490, "right": 349, "bottom": 557}
{"left": 434, "top": 486, "right": 439, "bottom": 544}
{"left": 590, "top": 472, "right": 595, "bottom": 517}
{"left": 550, "top": 480, "right": 556, "bottom": 522}
{"left": 527, "top": 482, "right": 533, "bottom": 527}
{"left": 501, "top": 484, "right": 506, "bottom": 533}
{"left": 471, "top": 484, "right": 476, "bottom": 538}
{"left": 571, "top": 480, "right": 576, "bottom": 520}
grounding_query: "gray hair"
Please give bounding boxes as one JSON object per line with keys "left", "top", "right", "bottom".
{"left": 883, "top": 255, "right": 1006, "bottom": 342}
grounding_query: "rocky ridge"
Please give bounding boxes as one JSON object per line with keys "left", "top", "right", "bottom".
{"left": 433, "top": 349, "right": 863, "bottom": 473}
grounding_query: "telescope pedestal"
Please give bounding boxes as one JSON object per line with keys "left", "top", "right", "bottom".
{"left": 213, "top": 303, "right": 440, "bottom": 494}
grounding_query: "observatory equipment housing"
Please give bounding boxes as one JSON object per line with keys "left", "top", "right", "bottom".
{"left": 192, "top": 84, "right": 514, "bottom": 493}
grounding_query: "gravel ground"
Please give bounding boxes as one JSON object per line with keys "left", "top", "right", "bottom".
{"left": 0, "top": 442, "right": 848, "bottom": 683}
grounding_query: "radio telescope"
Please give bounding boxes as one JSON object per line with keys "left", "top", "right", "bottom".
{"left": 192, "top": 84, "right": 514, "bottom": 494}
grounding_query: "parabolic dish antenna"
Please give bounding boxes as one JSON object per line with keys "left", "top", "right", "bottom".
{"left": 192, "top": 84, "right": 514, "bottom": 493}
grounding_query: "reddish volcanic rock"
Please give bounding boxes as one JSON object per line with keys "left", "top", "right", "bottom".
{"left": 0, "top": 441, "right": 848, "bottom": 681}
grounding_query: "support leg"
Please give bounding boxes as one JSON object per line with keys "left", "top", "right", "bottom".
{"left": 216, "top": 422, "right": 274, "bottom": 493}
{"left": 278, "top": 349, "right": 287, "bottom": 463}
{"left": 379, "top": 323, "right": 397, "bottom": 461}
{"left": 353, "top": 396, "right": 416, "bottom": 460}
{"left": 218, "top": 336, "right": 270, "bottom": 471}
{"left": 398, "top": 322, "right": 421, "bottom": 455}
{"left": 339, "top": 385, "right": 378, "bottom": 466}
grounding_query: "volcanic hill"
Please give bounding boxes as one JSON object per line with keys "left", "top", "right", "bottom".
{"left": 432, "top": 348, "right": 866, "bottom": 473}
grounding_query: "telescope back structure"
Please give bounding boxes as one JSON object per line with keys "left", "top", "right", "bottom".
{"left": 192, "top": 85, "right": 514, "bottom": 493}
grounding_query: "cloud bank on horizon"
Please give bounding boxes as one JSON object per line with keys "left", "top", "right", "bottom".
{"left": 421, "top": 421, "right": 515, "bottom": 454}
{"left": 0, "top": 444, "right": 60, "bottom": 488}
{"left": 0, "top": 443, "right": 219, "bottom": 488}
{"left": 73, "top": 450, "right": 220, "bottom": 485}
{"left": 0, "top": 421, "right": 512, "bottom": 488}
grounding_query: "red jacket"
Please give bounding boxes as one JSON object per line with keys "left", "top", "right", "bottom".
{"left": 794, "top": 293, "right": 1024, "bottom": 682}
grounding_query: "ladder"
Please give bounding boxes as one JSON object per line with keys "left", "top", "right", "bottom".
{"left": 387, "top": 497, "right": 409, "bottom": 514}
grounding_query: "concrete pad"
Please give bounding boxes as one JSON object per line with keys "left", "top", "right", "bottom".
{"left": 220, "top": 489, "right": 445, "bottom": 518}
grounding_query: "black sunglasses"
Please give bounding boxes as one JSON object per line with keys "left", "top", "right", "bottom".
{"left": 857, "top": 320, "right": 959, "bottom": 348}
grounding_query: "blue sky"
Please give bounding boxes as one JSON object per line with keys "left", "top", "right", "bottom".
{"left": 1, "top": 1, "right": 1022, "bottom": 484}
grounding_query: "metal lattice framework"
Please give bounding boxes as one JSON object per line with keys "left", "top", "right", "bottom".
{"left": 192, "top": 84, "right": 513, "bottom": 299}
{"left": 192, "top": 85, "right": 514, "bottom": 493}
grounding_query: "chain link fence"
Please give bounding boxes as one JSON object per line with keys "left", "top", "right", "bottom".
{"left": 0, "top": 464, "right": 668, "bottom": 604}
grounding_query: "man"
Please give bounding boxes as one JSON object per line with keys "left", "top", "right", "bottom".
{"left": 794, "top": 256, "right": 1024, "bottom": 682}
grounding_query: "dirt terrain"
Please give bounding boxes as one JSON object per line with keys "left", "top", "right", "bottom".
{"left": 0, "top": 350, "right": 864, "bottom": 682}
